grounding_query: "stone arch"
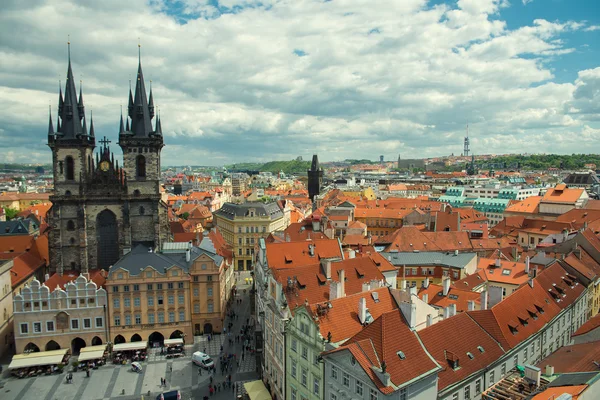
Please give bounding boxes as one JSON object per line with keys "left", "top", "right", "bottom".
{"left": 114, "top": 334, "right": 126, "bottom": 344}
{"left": 91, "top": 336, "right": 103, "bottom": 346}
{"left": 136, "top": 155, "right": 146, "bottom": 179}
{"left": 71, "top": 337, "right": 86, "bottom": 354}
{"left": 65, "top": 156, "right": 74, "bottom": 180}
{"left": 133, "top": 189, "right": 141, "bottom": 197}
{"left": 24, "top": 342, "right": 40, "bottom": 352}
{"left": 148, "top": 331, "right": 164, "bottom": 347}
{"left": 170, "top": 330, "right": 183, "bottom": 339}
{"left": 96, "top": 209, "right": 119, "bottom": 269}
{"left": 131, "top": 333, "right": 142, "bottom": 342}
{"left": 45, "top": 340, "right": 60, "bottom": 351}
{"left": 67, "top": 220, "right": 75, "bottom": 231}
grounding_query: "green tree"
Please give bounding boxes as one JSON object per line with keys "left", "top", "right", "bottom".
{"left": 181, "top": 212, "right": 190, "bottom": 220}
{"left": 4, "top": 207, "right": 19, "bottom": 220}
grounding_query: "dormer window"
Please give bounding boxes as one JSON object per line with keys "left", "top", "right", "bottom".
{"left": 396, "top": 351, "right": 405, "bottom": 360}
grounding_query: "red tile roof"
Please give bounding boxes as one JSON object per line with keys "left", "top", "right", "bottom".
{"left": 418, "top": 283, "right": 480, "bottom": 312}
{"left": 504, "top": 197, "right": 542, "bottom": 214}
{"left": 10, "top": 251, "right": 45, "bottom": 287}
{"left": 468, "top": 263, "right": 582, "bottom": 350}
{"left": 326, "top": 310, "right": 440, "bottom": 394}
{"left": 422, "top": 231, "right": 473, "bottom": 252}
{"left": 418, "top": 313, "right": 505, "bottom": 390}
{"left": 535, "top": 341, "right": 600, "bottom": 373}
{"left": 541, "top": 186, "right": 585, "bottom": 204}
{"left": 309, "top": 287, "right": 398, "bottom": 343}
{"left": 274, "top": 257, "right": 387, "bottom": 309}
{"left": 452, "top": 269, "right": 487, "bottom": 291}
{"left": 44, "top": 269, "right": 107, "bottom": 290}
{"left": 478, "top": 258, "right": 529, "bottom": 286}
{"left": 572, "top": 313, "right": 600, "bottom": 337}
{"left": 265, "top": 239, "right": 343, "bottom": 270}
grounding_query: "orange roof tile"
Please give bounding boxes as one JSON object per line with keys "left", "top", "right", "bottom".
{"left": 418, "top": 283, "right": 480, "bottom": 312}
{"left": 542, "top": 186, "right": 585, "bottom": 204}
{"left": 309, "top": 287, "right": 398, "bottom": 343}
{"left": 325, "top": 310, "right": 440, "bottom": 393}
{"left": 504, "top": 196, "right": 542, "bottom": 213}
{"left": 265, "top": 239, "right": 343, "bottom": 270}
{"left": 453, "top": 269, "right": 487, "bottom": 290}
{"left": 418, "top": 313, "right": 505, "bottom": 390}
{"left": 10, "top": 251, "right": 45, "bottom": 287}
{"left": 530, "top": 385, "right": 586, "bottom": 400}
{"left": 478, "top": 258, "right": 529, "bottom": 285}
{"left": 44, "top": 269, "right": 107, "bottom": 290}
{"left": 535, "top": 341, "right": 600, "bottom": 374}
{"left": 572, "top": 313, "right": 600, "bottom": 337}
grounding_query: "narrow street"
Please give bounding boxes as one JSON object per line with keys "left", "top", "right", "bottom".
{"left": 190, "top": 271, "right": 259, "bottom": 399}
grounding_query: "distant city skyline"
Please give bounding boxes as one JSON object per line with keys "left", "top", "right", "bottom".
{"left": 0, "top": 0, "right": 599, "bottom": 166}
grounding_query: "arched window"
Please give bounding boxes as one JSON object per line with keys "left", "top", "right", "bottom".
{"left": 136, "top": 155, "right": 146, "bottom": 179}
{"left": 133, "top": 189, "right": 141, "bottom": 197}
{"left": 139, "top": 206, "right": 145, "bottom": 215}
{"left": 67, "top": 220, "right": 75, "bottom": 231}
{"left": 65, "top": 156, "right": 75, "bottom": 180}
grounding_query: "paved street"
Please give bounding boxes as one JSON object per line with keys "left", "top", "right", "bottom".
{"left": 0, "top": 272, "right": 259, "bottom": 400}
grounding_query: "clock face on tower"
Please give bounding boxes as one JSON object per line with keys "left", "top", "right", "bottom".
{"left": 99, "top": 161, "right": 110, "bottom": 172}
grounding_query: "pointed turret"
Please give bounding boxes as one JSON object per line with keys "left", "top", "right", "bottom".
{"left": 310, "top": 154, "right": 320, "bottom": 171}
{"left": 82, "top": 114, "right": 88, "bottom": 136}
{"left": 58, "top": 84, "right": 64, "bottom": 114}
{"left": 148, "top": 84, "right": 155, "bottom": 119}
{"left": 128, "top": 82, "right": 134, "bottom": 118}
{"left": 156, "top": 114, "right": 162, "bottom": 135}
{"left": 119, "top": 112, "right": 125, "bottom": 133}
{"left": 78, "top": 82, "right": 85, "bottom": 117}
{"left": 125, "top": 118, "right": 130, "bottom": 131}
{"left": 48, "top": 106, "right": 54, "bottom": 136}
{"left": 308, "top": 153, "right": 323, "bottom": 202}
{"left": 54, "top": 42, "right": 86, "bottom": 142}
{"left": 89, "top": 111, "right": 95, "bottom": 138}
{"left": 130, "top": 49, "right": 154, "bottom": 137}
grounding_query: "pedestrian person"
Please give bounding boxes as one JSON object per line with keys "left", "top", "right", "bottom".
{"left": 170, "top": 365, "right": 172, "bottom": 373}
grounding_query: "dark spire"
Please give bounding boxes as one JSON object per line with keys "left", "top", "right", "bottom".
{"left": 56, "top": 40, "right": 85, "bottom": 140}
{"left": 125, "top": 117, "right": 130, "bottom": 131}
{"left": 310, "top": 154, "right": 320, "bottom": 171}
{"left": 148, "top": 80, "right": 155, "bottom": 119}
{"left": 119, "top": 107, "right": 125, "bottom": 133}
{"left": 128, "top": 80, "right": 134, "bottom": 118}
{"left": 48, "top": 105, "right": 54, "bottom": 136}
{"left": 78, "top": 80, "right": 85, "bottom": 114}
{"left": 89, "top": 110, "right": 95, "bottom": 137}
{"left": 82, "top": 113, "right": 88, "bottom": 136}
{"left": 156, "top": 111, "right": 162, "bottom": 135}
{"left": 130, "top": 44, "right": 154, "bottom": 137}
{"left": 58, "top": 82, "right": 64, "bottom": 114}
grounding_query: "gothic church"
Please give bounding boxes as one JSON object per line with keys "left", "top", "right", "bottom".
{"left": 47, "top": 47, "right": 170, "bottom": 273}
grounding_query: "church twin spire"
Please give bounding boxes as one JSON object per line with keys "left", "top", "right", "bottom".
{"left": 49, "top": 41, "right": 92, "bottom": 146}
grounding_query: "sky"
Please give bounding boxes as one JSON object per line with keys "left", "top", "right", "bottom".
{"left": 0, "top": 0, "right": 599, "bottom": 166}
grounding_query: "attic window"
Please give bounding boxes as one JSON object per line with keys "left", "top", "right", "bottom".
{"left": 477, "top": 346, "right": 484, "bottom": 353}
{"left": 467, "top": 352, "right": 474, "bottom": 360}
{"left": 501, "top": 269, "right": 511, "bottom": 276}
{"left": 372, "top": 292, "right": 379, "bottom": 303}
{"left": 396, "top": 351, "right": 406, "bottom": 360}
{"left": 508, "top": 321, "right": 519, "bottom": 335}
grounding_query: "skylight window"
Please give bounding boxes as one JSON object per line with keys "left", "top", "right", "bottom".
{"left": 467, "top": 352, "right": 474, "bottom": 360}
{"left": 502, "top": 269, "right": 511, "bottom": 276}
{"left": 477, "top": 346, "right": 484, "bottom": 353}
{"left": 396, "top": 351, "right": 406, "bottom": 360}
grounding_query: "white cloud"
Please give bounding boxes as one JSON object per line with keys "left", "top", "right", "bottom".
{"left": 0, "top": 0, "right": 597, "bottom": 165}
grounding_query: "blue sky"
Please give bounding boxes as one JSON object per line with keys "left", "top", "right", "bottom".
{"left": 0, "top": 0, "right": 599, "bottom": 165}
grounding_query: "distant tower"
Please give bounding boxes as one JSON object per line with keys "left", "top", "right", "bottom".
{"left": 397, "top": 154, "right": 401, "bottom": 169}
{"left": 379, "top": 155, "right": 384, "bottom": 163}
{"left": 307, "top": 154, "right": 323, "bottom": 202}
{"left": 464, "top": 124, "right": 470, "bottom": 157}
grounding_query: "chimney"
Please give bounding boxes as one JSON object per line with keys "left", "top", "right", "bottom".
{"left": 562, "top": 229, "right": 569, "bottom": 242}
{"left": 348, "top": 249, "right": 356, "bottom": 259}
{"left": 362, "top": 282, "right": 370, "bottom": 292}
{"left": 329, "top": 281, "right": 339, "bottom": 301}
{"left": 338, "top": 269, "right": 346, "bottom": 298}
{"left": 324, "top": 260, "right": 332, "bottom": 280}
{"left": 480, "top": 290, "right": 488, "bottom": 310}
{"left": 367, "top": 232, "right": 372, "bottom": 245}
{"left": 408, "top": 302, "right": 417, "bottom": 330}
{"left": 545, "top": 365, "right": 555, "bottom": 377}
{"left": 426, "top": 314, "right": 433, "bottom": 327}
{"left": 358, "top": 298, "right": 367, "bottom": 324}
{"left": 525, "top": 256, "right": 530, "bottom": 275}
{"left": 442, "top": 276, "right": 451, "bottom": 296}
{"left": 424, "top": 277, "right": 430, "bottom": 289}
{"left": 186, "top": 248, "right": 191, "bottom": 262}
{"left": 467, "top": 300, "right": 475, "bottom": 311}
{"left": 409, "top": 286, "right": 417, "bottom": 296}
{"left": 188, "top": 240, "right": 193, "bottom": 249}
{"left": 449, "top": 303, "right": 456, "bottom": 317}
{"left": 528, "top": 277, "right": 534, "bottom": 288}
{"left": 370, "top": 279, "right": 380, "bottom": 289}
{"left": 443, "top": 306, "right": 450, "bottom": 319}
{"left": 495, "top": 258, "right": 501, "bottom": 268}
{"left": 422, "top": 293, "right": 429, "bottom": 303}
{"left": 44, "top": 273, "right": 50, "bottom": 282}
{"left": 308, "top": 244, "right": 314, "bottom": 257}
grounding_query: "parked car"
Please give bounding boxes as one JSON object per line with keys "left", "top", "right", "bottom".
{"left": 156, "top": 389, "right": 181, "bottom": 400}
{"left": 192, "top": 351, "right": 214, "bottom": 369}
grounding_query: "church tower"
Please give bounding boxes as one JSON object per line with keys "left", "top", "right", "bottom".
{"left": 47, "top": 44, "right": 169, "bottom": 274}
{"left": 47, "top": 43, "right": 96, "bottom": 272}
{"left": 118, "top": 47, "right": 167, "bottom": 249}
{"left": 307, "top": 154, "right": 323, "bottom": 202}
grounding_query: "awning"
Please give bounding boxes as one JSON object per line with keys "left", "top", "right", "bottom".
{"left": 9, "top": 349, "right": 69, "bottom": 370}
{"left": 78, "top": 345, "right": 107, "bottom": 362}
{"left": 164, "top": 338, "right": 183, "bottom": 347}
{"left": 112, "top": 341, "right": 148, "bottom": 352}
{"left": 243, "top": 380, "right": 271, "bottom": 400}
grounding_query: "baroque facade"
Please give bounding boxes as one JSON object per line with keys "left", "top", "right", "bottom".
{"left": 46, "top": 46, "right": 169, "bottom": 273}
